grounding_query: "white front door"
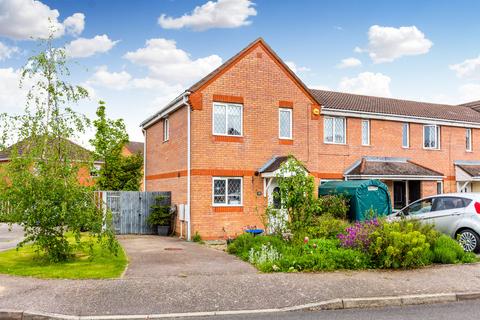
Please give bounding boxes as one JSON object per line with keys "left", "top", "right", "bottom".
{"left": 267, "top": 179, "right": 287, "bottom": 234}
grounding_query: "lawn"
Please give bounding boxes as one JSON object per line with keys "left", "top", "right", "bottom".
{"left": 0, "top": 235, "right": 128, "bottom": 279}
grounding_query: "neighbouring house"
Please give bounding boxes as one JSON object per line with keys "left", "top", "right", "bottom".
{"left": 141, "top": 38, "right": 480, "bottom": 240}
{"left": 0, "top": 137, "right": 102, "bottom": 186}
{"left": 122, "top": 141, "right": 145, "bottom": 190}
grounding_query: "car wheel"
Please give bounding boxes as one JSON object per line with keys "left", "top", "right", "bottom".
{"left": 457, "top": 229, "right": 480, "bottom": 253}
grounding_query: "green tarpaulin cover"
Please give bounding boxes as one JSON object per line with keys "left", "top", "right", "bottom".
{"left": 318, "top": 179, "right": 392, "bottom": 221}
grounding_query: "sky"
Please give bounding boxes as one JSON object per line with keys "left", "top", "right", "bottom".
{"left": 1, "top": 0, "right": 480, "bottom": 145}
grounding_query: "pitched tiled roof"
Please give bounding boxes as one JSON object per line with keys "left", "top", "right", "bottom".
{"left": 124, "top": 141, "right": 144, "bottom": 155}
{"left": 459, "top": 100, "right": 480, "bottom": 112}
{"left": 258, "top": 156, "right": 290, "bottom": 173}
{"left": 311, "top": 90, "right": 480, "bottom": 123}
{"left": 346, "top": 158, "right": 443, "bottom": 177}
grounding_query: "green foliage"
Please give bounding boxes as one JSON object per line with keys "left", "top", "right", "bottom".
{"left": 0, "top": 34, "right": 117, "bottom": 262}
{"left": 276, "top": 157, "right": 318, "bottom": 237}
{"left": 192, "top": 231, "right": 203, "bottom": 243}
{"left": 317, "top": 195, "right": 349, "bottom": 219}
{"left": 368, "top": 220, "right": 432, "bottom": 268}
{"left": 147, "top": 196, "right": 171, "bottom": 227}
{"left": 90, "top": 101, "right": 143, "bottom": 191}
{"left": 307, "top": 214, "right": 349, "bottom": 239}
{"left": 432, "top": 235, "right": 476, "bottom": 264}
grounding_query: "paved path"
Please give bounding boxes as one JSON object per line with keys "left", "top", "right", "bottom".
{"left": 0, "top": 224, "right": 23, "bottom": 252}
{"left": 0, "top": 236, "right": 480, "bottom": 316}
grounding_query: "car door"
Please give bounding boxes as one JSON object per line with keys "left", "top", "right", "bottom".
{"left": 421, "top": 197, "right": 468, "bottom": 234}
{"left": 400, "top": 197, "right": 434, "bottom": 220}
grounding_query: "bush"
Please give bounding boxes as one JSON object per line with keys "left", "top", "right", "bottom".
{"left": 147, "top": 196, "right": 171, "bottom": 227}
{"left": 369, "top": 220, "right": 432, "bottom": 268}
{"left": 192, "top": 232, "right": 203, "bottom": 243}
{"left": 227, "top": 234, "right": 285, "bottom": 261}
{"left": 307, "top": 214, "right": 349, "bottom": 239}
{"left": 338, "top": 219, "right": 380, "bottom": 251}
{"left": 432, "top": 235, "right": 476, "bottom": 264}
{"left": 318, "top": 195, "right": 349, "bottom": 219}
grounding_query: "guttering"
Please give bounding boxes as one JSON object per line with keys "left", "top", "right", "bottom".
{"left": 140, "top": 91, "right": 190, "bottom": 129}
{"left": 321, "top": 107, "right": 480, "bottom": 129}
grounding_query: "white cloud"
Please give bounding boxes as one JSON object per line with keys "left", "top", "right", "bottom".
{"left": 339, "top": 72, "right": 391, "bottom": 97}
{"left": 285, "top": 61, "right": 310, "bottom": 74}
{"left": 0, "top": 68, "right": 30, "bottom": 111}
{"left": 87, "top": 66, "right": 132, "bottom": 90}
{"left": 450, "top": 56, "right": 480, "bottom": 79}
{"left": 63, "top": 13, "right": 85, "bottom": 37}
{"left": 337, "top": 57, "right": 362, "bottom": 69}
{"left": 0, "top": 0, "right": 85, "bottom": 40}
{"left": 65, "top": 35, "right": 118, "bottom": 58}
{"left": 0, "top": 42, "right": 19, "bottom": 61}
{"left": 362, "top": 25, "right": 433, "bottom": 63}
{"left": 158, "top": 0, "right": 257, "bottom": 31}
{"left": 459, "top": 83, "right": 480, "bottom": 102}
{"left": 124, "top": 38, "right": 222, "bottom": 86}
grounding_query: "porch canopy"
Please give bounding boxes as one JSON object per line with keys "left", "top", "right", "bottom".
{"left": 455, "top": 161, "right": 480, "bottom": 192}
{"left": 344, "top": 157, "right": 444, "bottom": 180}
{"left": 257, "top": 155, "right": 309, "bottom": 196}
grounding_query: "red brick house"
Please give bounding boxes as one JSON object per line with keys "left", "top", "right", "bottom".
{"left": 141, "top": 38, "right": 480, "bottom": 240}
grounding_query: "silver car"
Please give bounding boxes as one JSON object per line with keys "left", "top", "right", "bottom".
{"left": 388, "top": 193, "right": 480, "bottom": 253}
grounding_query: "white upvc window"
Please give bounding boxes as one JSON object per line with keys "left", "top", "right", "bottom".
{"left": 361, "top": 119, "right": 370, "bottom": 146}
{"left": 423, "top": 124, "right": 440, "bottom": 149}
{"left": 279, "top": 108, "right": 292, "bottom": 139}
{"left": 212, "top": 177, "right": 243, "bottom": 206}
{"left": 212, "top": 102, "right": 243, "bottom": 136}
{"left": 466, "top": 128, "right": 472, "bottom": 152}
{"left": 163, "top": 118, "right": 169, "bottom": 142}
{"left": 402, "top": 123, "right": 409, "bottom": 148}
{"left": 324, "top": 116, "right": 346, "bottom": 144}
{"left": 437, "top": 181, "right": 443, "bottom": 194}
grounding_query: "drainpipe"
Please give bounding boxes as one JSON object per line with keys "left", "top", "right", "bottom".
{"left": 142, "top": 128, "right": 147, "bottom": 191}
{"left": 185, "top": 93, "right": 192, "bottom": 241}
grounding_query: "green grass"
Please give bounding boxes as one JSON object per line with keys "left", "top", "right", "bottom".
{"left": 0, "top": 235, "right": 128, "bottom": 279}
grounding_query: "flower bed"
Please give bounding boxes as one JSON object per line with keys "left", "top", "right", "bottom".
{"left": 227, "top": 216, "right": 477, "bottom": 272}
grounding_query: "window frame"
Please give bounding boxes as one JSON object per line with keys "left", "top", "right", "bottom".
{"left": 278, "top": 108, "right": 293, "bottom": 140}
{"left": 466, "top": 128, "right": 472, "bottom": 152}
{"left": 212, "top": 102, "right": 243, "bottom": 137}
{"left": 324, "top": 116, "right": 346, "bottom": 145}
{"left": 437, "top": 181, "right": 443, "bottom": 195}
{"left": 361, "top": 119, "right": 370, "bottom": 146}
{"left": 402, "top": 123, "right": 409, "bottom": 148}
{"left": 211, "top": 177, "right": 243, "bottom": 207}
{"left": 423, "top": 124, "right": 441, "bottom": 150}
{"left": 163, "top": 117, "right": 169, "bottom": 142}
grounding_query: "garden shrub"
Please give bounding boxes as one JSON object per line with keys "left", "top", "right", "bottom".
{"left": 318, "top": 195, "right": 349, "bottom": 219}
{"left": 227, "top": 234, "right": 285, "bottom": 261}
{"left": 338, "top": 219, "right": 380, "bottom": 252}
{"left": 432, "top": 235, "right": 476, "bottom": 264}
{"left": 368, "top": 221, "right": 432, "bottom": 268}
{"left": 307, "top": 214, "right": 349, "bottom": 239}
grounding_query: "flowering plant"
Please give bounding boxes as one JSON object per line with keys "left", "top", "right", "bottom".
{"left": 337, "top": 219, "right": 380, "bottom": 251}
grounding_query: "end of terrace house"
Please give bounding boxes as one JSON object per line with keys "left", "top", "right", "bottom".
{"left": 140, "top": 37, "right": 480, "bottom": 240}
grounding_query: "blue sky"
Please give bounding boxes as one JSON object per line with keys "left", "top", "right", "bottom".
{"left": 1, "top": 0, "right": 480, "bottom": 144}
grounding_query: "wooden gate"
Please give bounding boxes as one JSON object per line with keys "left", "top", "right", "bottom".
{"left": 96, "top": 191, "right": 171, "bottom": 235}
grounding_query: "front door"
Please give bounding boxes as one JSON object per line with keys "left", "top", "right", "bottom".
{"left": 267, "top": 179, "right": 287, "bottom": 234}
{"left": 393, "top": 181, "right": 407, "bottom": 210}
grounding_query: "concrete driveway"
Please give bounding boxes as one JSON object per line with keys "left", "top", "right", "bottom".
{"left": 118, "top": 236, "right": 256, "bottom": 278}
{"left": 0, "top": 223, "right": 24, "bottom": 252}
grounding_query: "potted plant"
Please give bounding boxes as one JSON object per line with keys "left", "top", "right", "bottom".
{"left": 147, "top": 196, "right": 172, "bottom": 236}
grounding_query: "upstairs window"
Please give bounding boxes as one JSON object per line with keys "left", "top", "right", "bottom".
{"left": 324, "top": 116, "right": 346, "bottom": 144}
{"left": 212, "top": 177, "right": 242, "bottom": 206}
{"left": 423, "top": 125, "right": 440, "bottom": 149}
{"left": 213, "top": 102, "right": 242, "bottom": 136}
{"left": 163, "top": 118, "right": 169, "bottom": 142}
{"left": 279, "top": 108, "right": 292, "bottom": 139}
{"left": 361, "top": 119, "right": 370, "bottom": 146}
{"left": 402, "top": 123, "right": 409, "bottom": 148}
{"left": 466, "top": 128, "right": 472, "bottom": 152}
